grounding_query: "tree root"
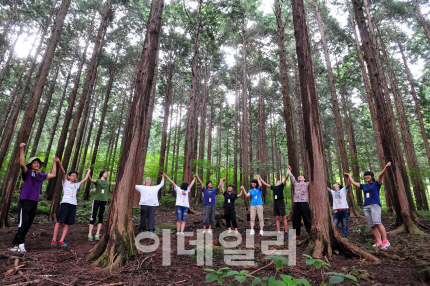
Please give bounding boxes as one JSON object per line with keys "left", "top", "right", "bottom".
{"left": 187, "top": 208, "right": 201, "bottom": 215}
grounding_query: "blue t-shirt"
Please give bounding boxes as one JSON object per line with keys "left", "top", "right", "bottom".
{"left": 223, "top": 192, "right": 238, "bottom": 208}
{"left": 360, "top": 181, "right": 381, "bottom": 206}
{"left": 203, "top": 187, "right": 218, "bottom": 206}
{"left": 249, "top": 187, "right": 263, "bottom": 206}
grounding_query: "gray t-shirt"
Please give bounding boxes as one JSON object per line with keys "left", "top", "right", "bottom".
{"left": 329, "top": 186, "right": 349, "bottom": 210}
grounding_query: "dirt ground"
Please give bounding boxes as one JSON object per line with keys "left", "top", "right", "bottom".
{"left": 1, "top": 204, "right": 429, "bottom": 286}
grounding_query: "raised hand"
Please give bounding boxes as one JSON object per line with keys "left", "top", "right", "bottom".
{"left": 19, "top": 142, "right": 26, "bottom": 149}
{"left": 287, "top": 165, "right": 292, "bottom": 171}
{"left": 86, "top": 168, "right": 91, "bottom": 173}
{"left": 386, "top": 162, "right": 392, "bottom": 167}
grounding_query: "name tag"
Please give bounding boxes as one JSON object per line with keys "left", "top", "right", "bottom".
{"left": 209, "top": 198, "right": 211, "bottom": 203}
{"left": 366, "top": 193, "right": 370, "bottom": 199}
{"left": 228, "top": 199, "right": 231, "bottom": 203}
{"left": 338, "top": 198, "right": 341, "bottom": 204}
{"left": 101, "top": 189, "right": 105, "bottom": 194}
{"left": 255, "top": 196, "right": 257, "bottom": 200}
{"left": 275, "top": 195, "right": 277, "bottom": 200}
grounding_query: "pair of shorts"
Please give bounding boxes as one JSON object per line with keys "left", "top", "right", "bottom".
{"left": 273, "top": 199, "right": 286, "bottom": 217}
{"left": 363, "top": 204, "right": 382, "bottom": 227}
{"left": 176, "top": 206, "right": 188, "bottom": 221}
{"left": 57, "top": 203, "right": 77, "bottom": 225}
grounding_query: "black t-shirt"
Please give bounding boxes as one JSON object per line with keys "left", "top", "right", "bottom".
{"left": 271, "top": 183, "right": 285, "bottom": 200}
{"left": 223, "top": 192, "right": 238, "bottom": 208}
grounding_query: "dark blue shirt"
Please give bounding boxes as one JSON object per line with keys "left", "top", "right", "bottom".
{"left": 223, "top": 192, "right": 238, "bottom": 208}
{"left": 360, "top": 181, "right": 381, "bottom": 206}
{"left": 202, "top": 187, "right": 219, "bottom": 206}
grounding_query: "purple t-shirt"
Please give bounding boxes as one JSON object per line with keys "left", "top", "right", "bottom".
{"left": 19, "top": 169, "right": 48, "bottom": 202}
{"left": 202, "top": 187, "right": 219, "bottom": 206}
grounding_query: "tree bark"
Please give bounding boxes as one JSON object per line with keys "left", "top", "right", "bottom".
{"left": 0, "top": 0, "right": 71, "bottom": 228}
{"left": 241, "top": 31, "right": 250, "bottom": 208}
{"left": 197, "top": 62, "right": 209, "bottom": 203}
{"left": 87, "top": 0, "right": 164, "bottom": 268}
{"left": 206, "top": 89, "right": 214, "bottom": 182}
{"left": 233, "top": 72, "right": 239, "bottom": 192}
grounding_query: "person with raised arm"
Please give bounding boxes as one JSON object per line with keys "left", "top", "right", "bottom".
{"left": 87, "top": 170, "right": 116, "bottom": 241}
{"left": 287, "top": 165, "right": 311, "bottom": 239}
{"left": 51, "top": 167, "right": 91, "bottom": 247}
{"left": 195, "top": 175, "right": 225, "bottom": 234}
{"left": 242, "top": 176, "right": 264, "bottom": 235}
{"left": 345, "top": 162, "right": 392, "bottom": 249}
{"left": 327, "top": 178, "right": 350, "bottom": 239}
{"left": 163, "top": 173, "right": 196, "bottom": 235}
{"left": 9, "top": 143, "right": 58, "bottom": 253}
{"left": 135, "top": 175, "right": 165, "bottom": 235}
{"left": 221, "top": 181, "right": 243, "bottom": 235}
{"left": 258, "top": 174, "right": 289, "bottom": 236}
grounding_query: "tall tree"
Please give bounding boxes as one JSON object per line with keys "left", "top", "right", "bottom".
{"left": 87, "top": 0, "right": 164, "bottom": 267}
{"left": 352, "top": 0, "right": 422, "bottom": 233}
{"left": 0, "top": 0, "right": 72, "bottom": 228}
{"left": 274, "top": 0, "right": 300, "bottom": 211}
{"left": 291, "top": 0, "right": 378, "bottom": 260}
{"left": 49, "top": 0, "right": 112, "bottom": 220}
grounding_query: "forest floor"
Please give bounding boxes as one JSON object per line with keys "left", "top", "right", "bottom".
{"left": 1, "top": 203, "right": 430, "bottom": 286}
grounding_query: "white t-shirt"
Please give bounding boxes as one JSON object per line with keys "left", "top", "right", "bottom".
{"left": 329, "top": 186, "right": 349, "bottom": 210}
{"left": 61, "top": 180, "right": 81, "bottom": 205}
{"left": 135, "top": 179, "right": 164, "bottom": 206}
{"left": 175, "top": 186, "right": 190, "bottom": 208}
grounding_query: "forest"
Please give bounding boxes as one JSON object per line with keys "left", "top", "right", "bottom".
{"left": 0, "top": 0, "right": 430, "bottom": 285}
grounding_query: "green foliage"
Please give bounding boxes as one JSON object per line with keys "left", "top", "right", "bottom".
{"left": 303, "top": 254, "right": 331, "bottom": 270}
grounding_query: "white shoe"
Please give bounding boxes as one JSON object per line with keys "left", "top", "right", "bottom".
{"left": 208, "top": 229, "right": 212, "bottom": 234}
{"left": 9, "top": 244, "right": 26, "bottom": 253}
{"left": 259, "top": 229, "right": 264, "bottom": 235}
{"left": 249, "top": 229, "right": 255, "bottom": 235}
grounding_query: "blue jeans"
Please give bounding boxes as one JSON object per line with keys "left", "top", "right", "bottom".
{"left": 333, "top": 209, "right": 349, "bottom": 238}
{"left": 176, "top": 206, "right": 188, "bottom": 222}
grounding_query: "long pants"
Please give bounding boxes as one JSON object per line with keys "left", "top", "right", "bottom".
{"left": 89, "top": 200, "right": 107, "bottom": 225}
{"left": 292, "top": 202, "right": 312, "bottom": 236}
{"left": 203, "top": 205, "right": 216, "bottom": 226}
{"left": 224, "top": 207, "right": 237, "bottom": 228}
{"left": 333, "top": 209, "right": 349, "bottom": 238}
{"left": 250, "top": 204, "right": 264, "bottom": 229}
{"left": 140, "top": 205, "right": 156, "bottom": 231}
{"left": 12, "top": 200, "right": 38, "bottom": 245}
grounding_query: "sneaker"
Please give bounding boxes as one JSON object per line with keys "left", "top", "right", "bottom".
{"left": 373, "top": 241, "right": 382, "bottom": 247}
{"left": 51, "top": 240, "right": 57, "bottom": 247}
{"left": 88, "top": 234, "right": 93, "bottom": 241}
{"left": 235, "top": 230, "right": 239, "bottom": 235}
{"left": 249, "top": 229, "right": 255, "bottom": 235}
{"left": 9, "top": 244, "right": 26, "bottom": 253}
{"left": 180, "top": 232, "right": 184, "bottom": 236}
{"left": 284, "top": 232, "right": 288, "bottom": 237}
{"left": 202, "top": 230, "right": 206, "bottom": 234}
{"left": 259, "top": 229, "right": 264, "bottom": 235}
{"left": 208, "top": 229, "right": 212, "bottom": 234}
{"left": 381, "top": 240, "right": 390, "bottom": 250}
{"left": 58, "top": 241, "right": 67, "bottom": 247}
{"left": 228, "top": 230, "right": 232, "bottom": 234}
{"left": 95, "top": 234, "right": 100, "bottom": 241}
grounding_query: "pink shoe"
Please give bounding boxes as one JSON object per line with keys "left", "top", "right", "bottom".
{"left": 381, "top": 240, "right": 390, "bottom": 249}
{"left": 372, "top": 241, "right": 382, "bottom": 247}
